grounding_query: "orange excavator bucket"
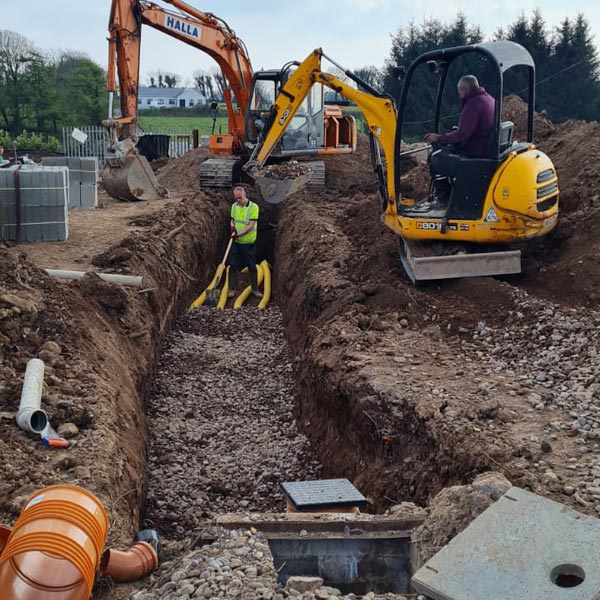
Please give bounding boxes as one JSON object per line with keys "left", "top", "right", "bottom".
{"left": 102, "top": 146, "right": 168, "bottom": 202}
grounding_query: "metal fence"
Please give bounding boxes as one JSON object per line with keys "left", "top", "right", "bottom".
{"left": 61, "top": 126, "right": 197, "bottom": 165}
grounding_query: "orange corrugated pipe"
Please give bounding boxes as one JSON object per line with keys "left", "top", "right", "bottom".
{"left": 0, "top": 484, "right": 109, "bottom": 600}
{"left": 99, "top": 541, "right": 159, "bottom": 583}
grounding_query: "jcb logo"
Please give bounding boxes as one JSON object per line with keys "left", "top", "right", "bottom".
{"left": 278, "top": 107, "right": 291, "bottom": 126}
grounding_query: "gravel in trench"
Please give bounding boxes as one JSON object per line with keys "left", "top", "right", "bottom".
{"left": 144, "top": 308, "right": 322, "bottom": 538}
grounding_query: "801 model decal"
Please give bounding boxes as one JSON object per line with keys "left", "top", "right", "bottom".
{"left": 416, "top": 222, "right": 470, "bottom": 231}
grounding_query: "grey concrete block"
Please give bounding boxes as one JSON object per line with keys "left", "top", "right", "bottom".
{"left": 41, "top": 157, "right": 67, "bottom": 167}
{"left": 80, "top": 157, "right": 99, "bottom": 185}
{"left": 80, "top": 184, "right": 98, "bottom": 208}
{"left": 412, "top": 487, "right": 600, "bottom": 600}
{"left": 69, "top": 181, "right": 81, "bottom": 207}
{"left": 66, "top": 157, "right": 81, "bottom": 170}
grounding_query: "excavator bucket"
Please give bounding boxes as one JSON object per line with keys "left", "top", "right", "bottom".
{"left": 255, "top": 173, "right": 311, "bottom": 204}
{"left": 102, "top": 148, "right": 168, "bottom": 202}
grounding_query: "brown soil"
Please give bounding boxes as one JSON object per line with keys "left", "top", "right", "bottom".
{"left": 0, "top": 98, "right": 599, "bottom": 599}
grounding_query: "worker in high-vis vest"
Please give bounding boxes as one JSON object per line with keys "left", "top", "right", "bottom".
{"left": 228, "top": 185, "right": 262, "bottom": 299}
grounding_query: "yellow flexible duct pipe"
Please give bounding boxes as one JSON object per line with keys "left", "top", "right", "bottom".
{"left": 258, "top": 261, "right": 271, "bottom": 309}
{"left": 216, "top": 267, "right": 230, "bottom": 310}
{"left": 233, "top": 264, "right": 264, "bottom": 309}
{"left": 189, "top": 268, "right": 220, "bottom": 309}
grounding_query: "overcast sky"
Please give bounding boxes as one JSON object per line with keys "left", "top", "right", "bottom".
{"left": 1, "top": 0, "right": 598, "bottom": 86}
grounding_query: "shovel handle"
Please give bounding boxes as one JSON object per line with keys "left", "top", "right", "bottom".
{"left": 220, "top": 237, "right": 234, "bottom": 267}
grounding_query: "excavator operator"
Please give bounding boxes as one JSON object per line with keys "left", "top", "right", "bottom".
{"left": 424, "top": 74, "right": 495, "bottom": 208}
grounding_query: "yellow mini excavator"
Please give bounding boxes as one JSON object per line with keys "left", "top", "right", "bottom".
{"left": 245, "top": 42, "right": 559, "bottom": 282}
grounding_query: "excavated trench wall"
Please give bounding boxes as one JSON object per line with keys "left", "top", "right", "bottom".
{"left": 272, "top": 191, "right": 501, "bottom": 509}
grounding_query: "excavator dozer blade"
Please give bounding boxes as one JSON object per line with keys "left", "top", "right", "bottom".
{"left": 400, "top": 238, "right": 521, "bottom": 283}
{"left": 255, "top": 173, "right": 311, "bottom": 205}
{"left": 102, "top": 148, "right": 169, "bottom": 202}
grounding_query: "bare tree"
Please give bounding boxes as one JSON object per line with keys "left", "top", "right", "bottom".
{"left": 0, "top": 30, "right": 41, "bottom": 134}
{"left": 210, "top": 68, "right": 225, "bottom": 101}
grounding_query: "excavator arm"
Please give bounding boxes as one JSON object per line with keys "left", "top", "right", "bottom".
{"left": 104, "top": 0, "right": 253, "bottom": 200}
{"left": 245, "top": 49, "right": 398, "bottom": 216}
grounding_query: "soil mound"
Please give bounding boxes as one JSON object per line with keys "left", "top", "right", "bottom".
{"left": 502, "top": 95, "right": 555, "bottom": 143}
{"left": 157, "top": 146, "right": 212, "bottom": 191}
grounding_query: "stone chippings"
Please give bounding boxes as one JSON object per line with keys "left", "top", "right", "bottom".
{"left": 130, "top": 527, "right": 411, "bottom": 600}
{"left": 144, "top": 308, "right": 323, "bottom": 538}
{"left": 457, "top": 286, "right": 600, "bottom": 508}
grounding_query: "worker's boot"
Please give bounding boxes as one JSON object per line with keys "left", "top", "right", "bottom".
{"left": 250, "top": 268, "right": 263, "bottom": 299}
{"left": 228, "top": 271, "right": 237, "bottom": 298}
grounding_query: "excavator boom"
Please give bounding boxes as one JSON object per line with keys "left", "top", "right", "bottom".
{"left": 104, "top": 0, "right": 254, "bottom": 201}
{"left": 245, "top": 48, "right": 397, "bottom": 206}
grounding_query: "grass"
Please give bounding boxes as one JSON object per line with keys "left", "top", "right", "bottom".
{"left": 138, "top": 109, "right": 368, "bottom": 136}
{"left": 138, "top": 115, "right": 229, "bottom": 135}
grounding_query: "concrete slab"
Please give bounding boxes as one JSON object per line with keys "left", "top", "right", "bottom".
{"left": 412, "top": 487, "right": 600, "bottom": 600}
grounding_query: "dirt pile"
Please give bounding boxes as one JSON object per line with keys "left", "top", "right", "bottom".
{"left": 0, "top": 188, "right": 229, "bottom": 594}
{"left": 413, "top": 472, "right": 512, "bottom": 562}
{"left": 502, "top": 95, "right": 555, "bottom": 143}
{"left": 156, "top": 146, "right": 212, "bottom": 190}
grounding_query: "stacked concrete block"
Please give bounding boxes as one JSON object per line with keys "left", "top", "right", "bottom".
{"left": 42, "top": 156, "right": 98, "bottom": 208}
{"left": 0, "top": 166, "right": 69, "bottom": 242}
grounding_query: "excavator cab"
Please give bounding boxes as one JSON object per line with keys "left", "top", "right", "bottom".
{"left": 245, "top": 68, "right": 325, "bottom": 156}
{"left": 386, "top": 41, "right": 560, "bottom": 281}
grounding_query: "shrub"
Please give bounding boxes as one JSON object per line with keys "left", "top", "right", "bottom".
{"left": 12, "top": 131, "right": 62, "bottom": 152}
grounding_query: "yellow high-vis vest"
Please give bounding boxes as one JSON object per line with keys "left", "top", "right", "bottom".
{"left": 231, "top": 201, "right": 259, "bottom": 244}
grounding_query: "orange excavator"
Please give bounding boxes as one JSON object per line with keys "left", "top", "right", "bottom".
{"left": 104, "top": 0, "right": 357, "bottom": 201}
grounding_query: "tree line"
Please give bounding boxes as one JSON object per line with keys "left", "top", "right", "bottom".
{"left": 1, "top": 10, "right": 599, "bottom": 144}
{"left": 0, "top": 30, "right": 107, "bottom": 138}
{"left": 369, "top": 11, "right": 600, "bottom": 127}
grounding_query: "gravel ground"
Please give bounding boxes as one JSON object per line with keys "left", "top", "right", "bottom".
{"left": 131, "top": 527, "right": 412, "bottom": 600}
{"left": 144, "top": 308, "right": 322, "bottom": 539}
{"left": 454, "top": 286, "right": 600, "bottom": 507}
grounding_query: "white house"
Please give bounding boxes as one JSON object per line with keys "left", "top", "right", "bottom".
{"left": 138, "top": 87, "right": 207, "bottom": 109}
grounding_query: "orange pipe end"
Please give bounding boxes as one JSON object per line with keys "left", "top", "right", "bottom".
{"left": 100, "top": 541, "right": 159, "bottom": 583}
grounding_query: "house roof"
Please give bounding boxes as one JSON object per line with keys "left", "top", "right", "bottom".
{"left": 138, "top": 87, "right": 205, "bottom": 99}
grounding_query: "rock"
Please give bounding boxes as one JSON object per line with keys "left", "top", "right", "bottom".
{"left": 471, "top": 472, "right": 512, "bottom": 501}
{"left": 285, "top": 577, "right": 324, "bottom": 593}
{"left": 39, "top": 341, "right": 62, "bottom": 355}
{"left": 541, "top": 440, "right": 553, "bottom": 454}
{"left": 57, "top": 423, "right": 79, "bottom": 439}
{"left": 38, "top": 349, "right": 62, "bottom": 367}
{"left": 0, "top": 292, "right": 38, "bottom": 314}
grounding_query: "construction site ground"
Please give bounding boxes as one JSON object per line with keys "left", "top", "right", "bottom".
{"left": 1, "top": 96, "right": 599, "bottom": 598}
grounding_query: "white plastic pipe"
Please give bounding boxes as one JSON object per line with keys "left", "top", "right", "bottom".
{"left": 16, "top": 359, "right": 48, "bottom": 434}
{"left": 44, "top": 269, "right": 143, "bottom": 288}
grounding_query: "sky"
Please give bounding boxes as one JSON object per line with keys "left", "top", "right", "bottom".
{"left": 1, "top": 0, "right": 598, "bottom": 87}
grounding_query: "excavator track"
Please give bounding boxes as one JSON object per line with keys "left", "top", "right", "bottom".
{"left": 305, "top": 161, "right": 326, "bottom": 191}
{"left": 199, "top": 159, "right": 238, "bottom": 189}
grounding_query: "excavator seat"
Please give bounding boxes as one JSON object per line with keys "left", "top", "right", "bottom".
{"left": 437, "top": 121, "right": 521, "bottom": 220}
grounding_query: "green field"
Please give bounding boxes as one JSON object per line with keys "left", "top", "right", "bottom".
{"left": 138, "top": 110, "right": 367, "bottom": 135}
{"left": 138, "top": 115, "right": 229, "bottom": 135}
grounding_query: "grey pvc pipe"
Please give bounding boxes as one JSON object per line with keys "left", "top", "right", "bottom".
{"left": 44, "top": 269, "right": 143, "bottom": 288}
{"left": 17, "top": 359, "right": 48, "bottom": 434}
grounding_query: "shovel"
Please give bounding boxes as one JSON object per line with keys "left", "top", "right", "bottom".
{"left": 205, "top": 237, "right": 234, "bottom": 307}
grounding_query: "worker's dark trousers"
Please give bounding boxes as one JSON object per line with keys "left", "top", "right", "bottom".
{"left": 429, "top": 149, "right": 461, "bottom": 202}
{"left": 230, "top": 242, "right": 258, "bottom": 290}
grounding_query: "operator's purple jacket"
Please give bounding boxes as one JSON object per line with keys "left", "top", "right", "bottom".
{"left": 440, "top": 87, "right": 495, "bottom": 158}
